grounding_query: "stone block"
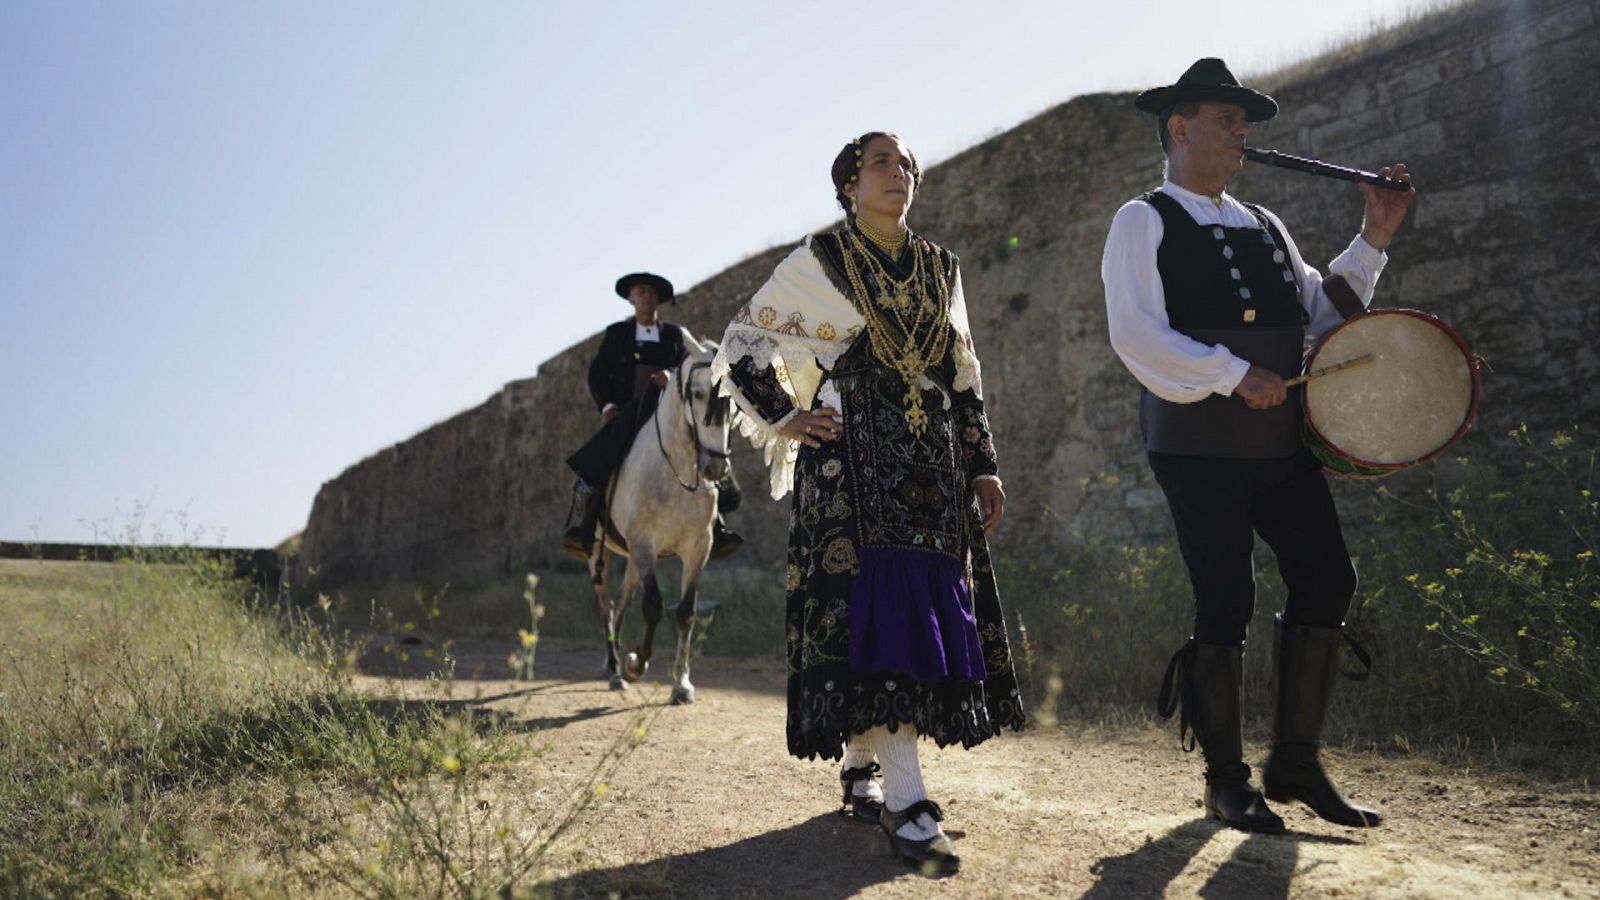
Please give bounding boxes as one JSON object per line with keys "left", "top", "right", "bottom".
{"left": 1308, "top": 107, "right": 1385, "bottom": 153}
{"left": 1396, "top": 93, "right": 1431, "bottom": 129}
{"left": 1381, "top": 60, "right": 1445, "bottom": 102}
{"left": 1396, "top": 258, "right": 1477, "bottom": 302}
{"left": 1414, "top": 185, "right": 1487, "bottom": 229}
{"left": 1337, "top": 83, "right": 1375, "bottom": 117}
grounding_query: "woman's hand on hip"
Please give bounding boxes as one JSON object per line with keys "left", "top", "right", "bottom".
{"left": 780, "top": 408, "right": 842, "bottom": 448}
{"left": 974, "top": 475, "right": 1005, "bottom": 532}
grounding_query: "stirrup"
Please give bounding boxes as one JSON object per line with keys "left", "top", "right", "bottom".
{"left": 839, "top": 762, "right": 882, "bottom": 822}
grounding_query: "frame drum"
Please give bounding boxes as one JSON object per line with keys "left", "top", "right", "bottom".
{"left": 1302, "top": 310, "right": 1480, "bottom": 478}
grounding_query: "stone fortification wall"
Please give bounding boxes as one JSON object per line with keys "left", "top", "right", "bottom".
{"left": 296, "top": 0, "right": 1600, "bottom": 590}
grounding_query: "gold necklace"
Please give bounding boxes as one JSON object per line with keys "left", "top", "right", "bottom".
{"left": 855, "top": 216, "right": 908, "bottom": 256}
{"left": 839, "top": 231, "right": 952, "bottom": 437}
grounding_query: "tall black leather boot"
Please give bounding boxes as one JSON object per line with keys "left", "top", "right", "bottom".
{"left": 1189, "top": 643, "right": 1285, "bottom": 833}
{"left": 709, "top": 514, "right": 744, "bottom": 560}
{"left": 709, "top": 473, "right": 744, "bottom": 560}
{"left": 1262, "top": 615, "right": 1382, "bottom": 827}
{"left": 562, "top": 482, "right": 604, "bottom": 561}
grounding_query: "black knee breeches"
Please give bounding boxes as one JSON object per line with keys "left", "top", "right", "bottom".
{"left": 1148, "top": 448, "right": 1357, "bottom": 646}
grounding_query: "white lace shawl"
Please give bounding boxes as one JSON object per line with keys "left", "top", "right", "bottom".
{"left": 711, "top": 234, "right": 982, "bottom": 499}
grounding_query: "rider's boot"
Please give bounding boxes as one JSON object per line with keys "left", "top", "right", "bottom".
{"left": 563, "top": 482, "right": 604, "bottom": 561}
{"left": 710, "top": 514, "right": 743, "bottom": 560}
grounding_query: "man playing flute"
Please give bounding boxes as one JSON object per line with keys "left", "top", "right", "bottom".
{"left": 1100, "top": 58, "right": 1415, "bottom": 833}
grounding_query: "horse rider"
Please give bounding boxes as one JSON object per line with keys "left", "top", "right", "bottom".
{"left": 1101, "top": 59, "right": 1414, "bottom": 833}
{"left": 563, "top": 271, "right": 744, "bottom": 561}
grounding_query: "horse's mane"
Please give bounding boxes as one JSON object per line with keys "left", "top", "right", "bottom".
{"left": 680, "top": 327, "right": 717, "bottom": 360}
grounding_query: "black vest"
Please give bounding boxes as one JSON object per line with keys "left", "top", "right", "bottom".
{"left": 630, "top": 331, "right": 679, "bottom": 399}
{"left": 1139, "top": 190, "right": 1306, "bottom": 459}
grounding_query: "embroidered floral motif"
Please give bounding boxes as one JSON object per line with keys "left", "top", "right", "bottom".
{"left": 758, "top": 305, "right": 778, "bottom": 327}
{"left": 820, "top": 537, "right": 858, "bottom": 575}
{"left": 816, "top": 322, "right": 837, "bottom": 340}
{"left": 821, "top": 458, "right": 843, "bottom": 478}
{"left": 776, "top": 311, "right": 808, "bottom": 337}
{"left": 954, "top": 403, "right": 999, "bottom": 480}
{"left": 786, "top": 564, "right": 802, "bottom": 592}
{"left": 823, "top": 492, "right": 851, "bottom": 520}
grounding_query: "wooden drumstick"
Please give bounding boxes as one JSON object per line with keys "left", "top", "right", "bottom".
{"left": 1284, "top": 354, "right": 1375, "bottom": 387}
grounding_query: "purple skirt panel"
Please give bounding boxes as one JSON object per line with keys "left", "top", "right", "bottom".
{"left": 848, "top": 546, "right": 986, "bottom": 683}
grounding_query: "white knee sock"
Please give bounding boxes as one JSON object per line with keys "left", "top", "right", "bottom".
{"left": 841, "top": 731, "right": 882, "bottom": 801}
{"left": 842, "top": 730, "right": 876, "bottom": 769}
{"left": 874, "top": 725, "right": 941, "bottom": 840}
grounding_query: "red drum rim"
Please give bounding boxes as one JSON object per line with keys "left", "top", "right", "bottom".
{"left": 1302, "top": 308, "right": 1482, "bottom": 471}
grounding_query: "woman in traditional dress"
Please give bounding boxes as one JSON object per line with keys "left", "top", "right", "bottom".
{"left": 711, "top": 132, "right": 1026, "bottom": 875}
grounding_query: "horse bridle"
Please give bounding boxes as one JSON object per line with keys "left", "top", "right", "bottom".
{"left": 654, "top": 359, "right": 732, "bottom": 493}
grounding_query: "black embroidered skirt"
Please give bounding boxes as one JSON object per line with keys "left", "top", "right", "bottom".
{"left": 784, "top": 375, "right": 1026, "bottom": 761}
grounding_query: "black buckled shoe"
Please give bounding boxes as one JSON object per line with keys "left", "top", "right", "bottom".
{"left": 880, "top": 799, "right": 960, "bottom": 877}
{"left": 839, "top": 762, "right": 882, "bottom": 823}
{"left": 709, "top": 519, "right": 743, "bottom": 560}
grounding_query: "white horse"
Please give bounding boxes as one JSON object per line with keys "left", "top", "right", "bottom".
{"left": 588, "top": 331, "right": 733, "bottom": 703}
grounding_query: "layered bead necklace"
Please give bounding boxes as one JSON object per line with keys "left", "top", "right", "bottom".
{"left": 840, "top": 218, "right": 951, "bottom": 437}
{"left": 855, "top": 216, "right": 909, "bottom": 256}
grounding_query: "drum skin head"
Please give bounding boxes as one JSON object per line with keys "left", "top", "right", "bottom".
{"left": 1305, "top": 310, "right": 1477, "bottom": 469}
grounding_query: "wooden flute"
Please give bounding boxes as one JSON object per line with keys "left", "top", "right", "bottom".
{"left": 1243, "top": 147, "right": 1413, "bottom": 192}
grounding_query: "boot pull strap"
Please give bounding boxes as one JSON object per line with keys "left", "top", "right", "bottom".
{"left": 1156, "top": 640, "right": 1198, "bottom": 752}
{"left": 1342, "top": 634, "right": 1374, "bottom": 681}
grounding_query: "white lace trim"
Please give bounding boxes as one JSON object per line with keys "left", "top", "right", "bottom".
{"left": 710, "top": 347, "right": 797, "bottom": 499}
{"left": 947, "top": 267, "right": 983, "bottom": 398}
{"left": 711, "top": 238, "right": 984, "bottom": 497}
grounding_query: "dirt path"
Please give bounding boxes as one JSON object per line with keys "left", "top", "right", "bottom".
{"left": 355, "top": 637, "right": 1600, "bottom": 899}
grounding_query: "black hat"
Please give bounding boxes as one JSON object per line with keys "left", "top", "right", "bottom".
{"left": 1135, "top": 58, "right": 1278, "bottom": 122}
{"left": 615, "top": 272, "right": 675, "bottom": 305}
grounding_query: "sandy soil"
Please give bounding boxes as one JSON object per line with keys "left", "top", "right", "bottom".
{"left": 354, "top": 636, "right": 1600, "bottom": 899}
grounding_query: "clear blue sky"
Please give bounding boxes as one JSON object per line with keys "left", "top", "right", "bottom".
{"left": 1, "top": 0, "right": 1424, "bottom": 547}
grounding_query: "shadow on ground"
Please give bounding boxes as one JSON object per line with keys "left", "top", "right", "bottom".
{"left": 1082, "top": 819, "right": 1357, "bottom": 899}
{"left": 537, "top": 812, "right": 919, "bottom": 899}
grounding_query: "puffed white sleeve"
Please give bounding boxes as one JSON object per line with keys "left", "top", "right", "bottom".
{"left": 1102, "top": 200, "right": 1251, "bottom": 403}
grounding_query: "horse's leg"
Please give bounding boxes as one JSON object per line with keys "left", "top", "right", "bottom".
{"left": 604, "top": 556, "right": 642, "bottom": 690}
{"left": 590, "top": 547, "right": 624, "bottom": 690}
{"left": 622, "top": 547, "right": 662, "bottom": 683}
{"left": 670, "top": 553, "right": 707, "bottom": 705}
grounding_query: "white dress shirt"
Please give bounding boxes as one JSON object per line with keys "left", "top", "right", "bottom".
{"left": 1102, "top": 180, "right": 1388, "bottom": 403}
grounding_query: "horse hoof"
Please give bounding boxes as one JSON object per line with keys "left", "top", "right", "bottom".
{"left": 670, "top": 686, "right": 695, "bottom": 705}
{"left": 608, "top": 675, "right": 628, "bottom": 692}
{"left": 622, "top": 652, "right": 648, "bottom": 683}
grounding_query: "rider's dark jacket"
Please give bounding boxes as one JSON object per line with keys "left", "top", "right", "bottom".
{"left": 587, "top": 319, "right": 687, "bottom": 412}
{"left": 567, "top": 318, "right": 687, "bottom": 487}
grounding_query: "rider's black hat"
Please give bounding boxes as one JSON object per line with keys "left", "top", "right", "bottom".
{"left": 615, "top": 272, "right": 676, "bottom": 305}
